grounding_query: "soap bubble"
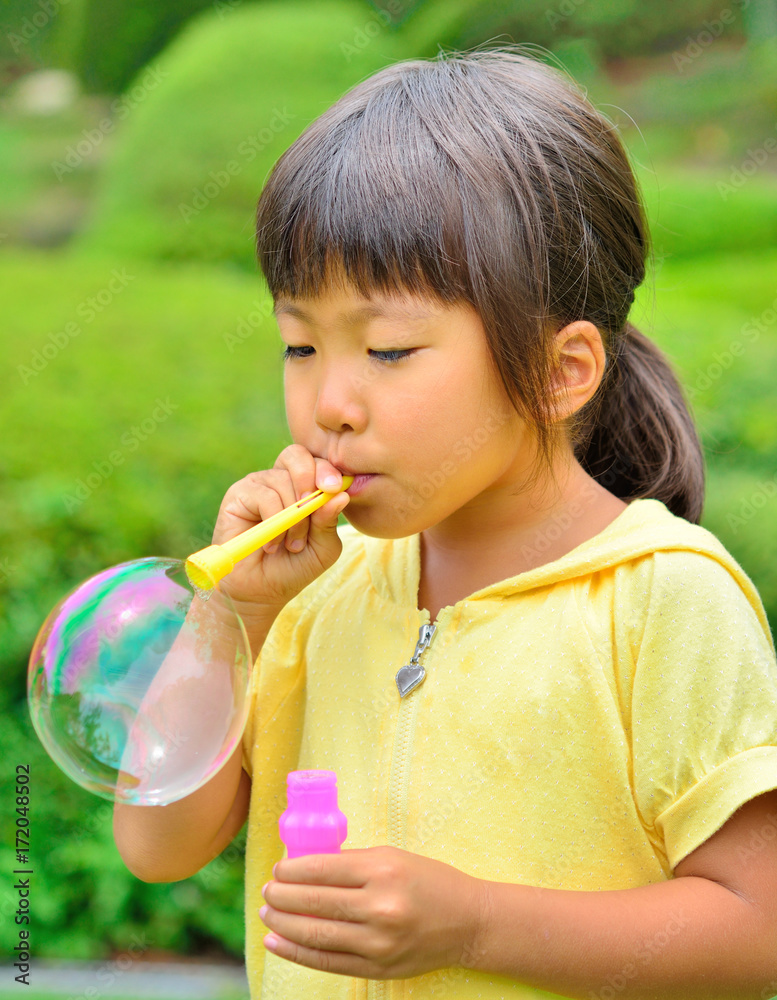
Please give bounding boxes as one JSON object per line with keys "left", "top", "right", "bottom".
{"left": 28, "top": 558, "right": 252, "bottom": 805}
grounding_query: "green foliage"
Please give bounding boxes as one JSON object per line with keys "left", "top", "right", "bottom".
{"left": 1, "top": 250, "right": 288, "bottom": 960}
{"left": 0, "top": 0, "right": 214, "bottom": 94}
{"left": 631, "top": 247, "right": 777, "bottom": 618}
{"left": 55, "top": 2, "right": 777, "bottom": 270}
{"left": 396, "top": 0, "right": 753, "bottom": 63}
{"left": 69, "top": 0, "right": 409, "bottom": 270}
{"left": 635, "top": 168, "right": 777, "bottom": 261}
{"left": 53, "top": 0, "right": 216, "bottom": 95}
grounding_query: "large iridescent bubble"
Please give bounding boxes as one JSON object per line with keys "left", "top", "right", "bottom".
{"left": 28, "top": 558, "right": 252, "bottom": 805}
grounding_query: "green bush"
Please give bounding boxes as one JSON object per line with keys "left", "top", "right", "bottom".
{"left": 631, "top": 248, "right": 777, "bottom": 621}
{"left": 63, "top": 2, "right": 777, "bottom": 269}
{"left": 48, "top": 0, "right": 216, "bottom": 95}
{"left": 634, "top": 166, "right": 777, "bottom": 261}
{"left": 394, "top": 0, "right": 754, "bottom": 64}
{"left": 1, "top": 250, "right": 288, "bottom": 959}
{"left": 69, "top": 0, "right": 410, "bottom": 270}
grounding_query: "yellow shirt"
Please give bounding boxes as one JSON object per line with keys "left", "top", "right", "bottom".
{"left": 241, "top": 498, "right": 777, "bottom": 998}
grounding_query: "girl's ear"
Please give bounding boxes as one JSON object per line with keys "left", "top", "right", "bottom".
{"left": 547, "top": 320, "right": 606, "bottom": 422}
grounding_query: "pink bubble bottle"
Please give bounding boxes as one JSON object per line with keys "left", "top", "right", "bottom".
{"left": 279, "top": 770, "right": 348, "bottom": 859}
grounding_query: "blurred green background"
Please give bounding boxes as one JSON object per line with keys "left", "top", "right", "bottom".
{"left": 1, "top": 0, "right": 777, "bottom": 990}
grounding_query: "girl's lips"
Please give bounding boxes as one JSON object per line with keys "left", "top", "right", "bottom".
{"left": 345, "top": 474, "right": 378, "bottom": 496}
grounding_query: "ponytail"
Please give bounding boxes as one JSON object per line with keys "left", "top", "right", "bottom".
{"left": 573, "top": 323, "right": 705, "bottom": 524}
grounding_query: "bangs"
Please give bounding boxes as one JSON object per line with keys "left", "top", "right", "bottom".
{"left": 255, "top": 72, "right": 473, "bottom": 305}
{"left": 254, "top": 57, "right": 544, "bottom": 313}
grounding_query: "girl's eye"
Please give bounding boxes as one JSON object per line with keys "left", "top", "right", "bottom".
{"left": 282, "top": 346, "right": 414, "bottom": 364}
{"left": 371, "top": 349, "right": 413, "bottom": 364}
{"left": 282, "top": 345, "right": 313, "bottom": 361}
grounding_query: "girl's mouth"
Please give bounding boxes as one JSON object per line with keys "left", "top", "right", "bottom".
{"left": 345, "top": 474, "right": 378, "bottom": 496}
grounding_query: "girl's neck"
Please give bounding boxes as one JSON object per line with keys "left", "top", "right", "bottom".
{"left": 418, "top": 457, "right": 627, "bottom": 608}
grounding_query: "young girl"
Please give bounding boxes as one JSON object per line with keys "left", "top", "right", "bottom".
{"left": 114, "top": 47, "right": 777, "bottom": 999}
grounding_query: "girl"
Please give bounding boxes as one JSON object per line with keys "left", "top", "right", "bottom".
{"left": 114, "top": 47, "right": 777, "bottom": 999}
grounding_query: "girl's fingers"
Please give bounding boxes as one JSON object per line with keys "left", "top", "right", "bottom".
{"left": 268, "top": 445, "right": 315, "bottom": 552}
{"left": 215, "top": 446, "right": 347, "bottom": 558}
{"left": 273, "top": 447, "right": 345, "bottom": 553}
{"left": 263, "top": 883, "right": 362, "bottom": 922}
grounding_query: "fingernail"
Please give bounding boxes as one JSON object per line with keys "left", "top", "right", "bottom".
{"left": 272, "top": 863, "right": 277, "bottom": 877}
{"left": 259, "top": 904, "right": 268, "bottom": 921}
{"left": 322, "top": 475, "right": 340, "bottom": 490}
{"left": 261, "top": 882, "right": 269, "bottom": 897}
{"left": 290, "top": 539, "right": 304, "bottom": 552}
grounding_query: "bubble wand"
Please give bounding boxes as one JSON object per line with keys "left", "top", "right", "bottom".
{"left": 185, "top": 476, "right": 353, "bottom": 590}
{"left": 27, "top": 477, "right": 353, "bottom": 806}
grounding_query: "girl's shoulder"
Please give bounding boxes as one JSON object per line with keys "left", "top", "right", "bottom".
{"left": 614, "top": 500, "right": 763, "bottom": 611}
{"left": 602, "top": 500, "right": 774, "bottom": 659}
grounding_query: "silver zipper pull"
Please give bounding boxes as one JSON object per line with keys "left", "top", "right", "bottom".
{"left": 395, "top": 624, "right": 437, "bottom": 697}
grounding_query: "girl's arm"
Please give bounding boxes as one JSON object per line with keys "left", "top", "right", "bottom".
{"left": 469, "top": 789, "right": 777, "bottom": 1000}
{"left": 114, "top": 450, "right": 350, "bottom": 882}
{"left": 113, "top": 742, "right": 251, "bottom": 883}
{"left": 112, "top": 607, "right": 280, "bottom": 883}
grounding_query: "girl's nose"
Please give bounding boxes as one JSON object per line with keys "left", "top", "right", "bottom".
{"left": 314, "top": 367, "right": 367, "bottom": 434}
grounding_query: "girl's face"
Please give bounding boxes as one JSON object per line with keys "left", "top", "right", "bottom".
{"left": 274, "top": 278, "right": 547, "bottom": 541}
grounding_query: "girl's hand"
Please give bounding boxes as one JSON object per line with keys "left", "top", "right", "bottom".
{"left": 258, "top": 846, "right": 487, "bottom": 980}
{"left": 211, "top": 444, "right": 351, "bottom": 620}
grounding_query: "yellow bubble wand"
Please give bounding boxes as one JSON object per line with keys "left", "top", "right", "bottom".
{"left": 185, "top": 476, "right": 354, "bottom": 591}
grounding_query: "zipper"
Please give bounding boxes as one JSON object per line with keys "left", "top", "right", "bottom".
{"left": 369, "top": 609, "right": 448, "bottom": 1000}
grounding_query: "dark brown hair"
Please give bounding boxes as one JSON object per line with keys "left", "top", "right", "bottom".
{"left": 254, "top": 45, "right": 705, "bottom": 523}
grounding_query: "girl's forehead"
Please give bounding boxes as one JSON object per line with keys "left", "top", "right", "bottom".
{"left": 273, "top": 281, "right": 451, "bottom": 319}
{"left": 273, "top": 296, "right": 441, "bottom": 328}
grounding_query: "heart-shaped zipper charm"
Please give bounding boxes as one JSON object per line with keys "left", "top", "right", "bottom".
{"left": 395, "top": 663, "right": 426, "bottom": 697}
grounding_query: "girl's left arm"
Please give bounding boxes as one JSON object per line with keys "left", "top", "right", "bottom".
{"left": 473, "top": 788, "right": 777, "bottom": 1000}
{"left": 259, "top": 789, "right": 777, "bottom": 999}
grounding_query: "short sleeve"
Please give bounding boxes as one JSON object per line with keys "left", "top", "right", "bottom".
{"left": 631, "top": 549, "right": 777, "bottom": 871}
